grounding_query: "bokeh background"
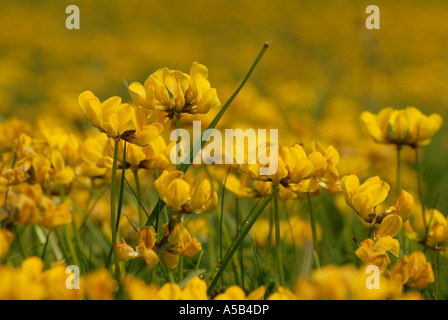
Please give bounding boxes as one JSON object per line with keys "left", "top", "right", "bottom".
{"left": 1, "top": 0, "right": 447, "bottom": 297}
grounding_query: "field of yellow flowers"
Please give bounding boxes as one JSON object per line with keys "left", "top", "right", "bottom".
{"left": 1, "top": 0, "right": 448, "bottom": 301}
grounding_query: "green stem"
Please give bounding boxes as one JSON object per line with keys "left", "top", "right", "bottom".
{"left": 306, "top": 193, "right": 320, "bottom": 269}
{"left": 106, "top": 139, "right": 120, "bottom": 273}
{"left": 396, "top": 146, "right": 406, "bottom": 255}
{"left": 63, "top": 224, "right": 80, "bottom": 267}
{"left": 115, "top": 141, "right": 127, "bottom": 234}
{"left": 207, "top": 186, "right": 278, "bottom": 296}
{"left": 236, "top": 198, "right": 244, "bottom": 290}
{"left": 434, "top": 249, "right": 440, "bottom": 300}
{"left": 176, "top": 114, "right": 181, "bottom": 170}
{"left": 415, "top": 147, "right": 428, "bottom": 234}
{"left": 220, "top": 169, "right": 231, "bottom": 261}
{"left": 41, "top": 230, "right": 52, "bottom": 260}
{"left": 13, "top": 226, "right": 27, "bottom": 258}
{"left": 125, "top": 176, "right": 150, "bottom": 221}
{"left": 396, "top": 145, "right": 402, "bottom": 196}
{"left": 106, "top": 140, "right": 118, "bottom": 268}
{"left": 178, "top": 256, "right": 184, "bottom": 282}
{"left": 60, "top": 185, "right": 80, "bottom": 267}
{"left": 133, "top": 170, "right": 144, "bottom": 228}
{"left": 274, "top": 187, "right": 285, "bottom": 286}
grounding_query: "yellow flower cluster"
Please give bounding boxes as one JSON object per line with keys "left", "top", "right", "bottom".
{"left": 1, "top": 0, "right": 447, "bottom": 301}
{"left": 361, "top": 106, "right": 443, "bottom": 147}
{"left": 114, "top": 222, "right": 202, "bottom": 269}
{"left": 129, "top": 62, "right": 221, "bottom": 119}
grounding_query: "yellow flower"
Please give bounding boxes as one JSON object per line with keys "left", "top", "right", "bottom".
{"left": 341, "top": 175, "right": 390, "bottom": 222}
{"left": 297, "top": 141, "right": 341, "bottom": 194}
{"left": 405, "top": 208, "right": 448, "bottom": 249}
{"left": 136, "top": 226, "right": 160, "bottom": 268}
{"left": 124, "top": 275, "right": 203, "bottom": 300}
{"left": 114, "top": 238, "right": 141, "bottom": 262}
{"left": 244, "top": 143, "right": 313, "bottom": 187}
{"left": 129, "top": 62, "right": 220, "bottom": 118}
{"left": 390, "top": 251, "right": 434, "bottom": 289}
{"left": 84, "top": 269, "right": 117, "bottom": 300}
{"left": 167, "top": 222, "right": 202, "bottom": 258}
{"left": 42, "top": 261, "right": 84, "bottom": 300}
{"left": 0, "top": 117, "right": 32, "bottom": 152}
{"left": 160, "top": 221, "right": 202, "bottom": 268}
{"left": 155, "top": 170, "right": 217, "bottom": 214}
{"left": 180, "top": 276, "right": 209, "bottom": 300}
{"left": 38, "top": 121, "right": 82, "bottom": 167}
{"left": 0, "top": 256, "right": 46, "bottom": 300}
{"left": 8, "top": 184, "right": 42, "bottom": 226}
{"left": 50, "top": 150, "right": 75, "bottom": 185}
{"left": 241, "top": 142, "right": 341, "bottom": 196}
{"left": 267, "top": 287, "right": 298, "bottom": 300}
{"left": 390, "top": 189, "right": 414, "bottom": 222}
{"left": 360, "top": 106, "right": 443, "bottom": 147}
{"left": 214, "top": 285, "right": 266, "bottom": 300}
{"left": 373, "top": 214, "right": 402, "bottom": 257}
{"left": 225, "top": 173, "right": 258, "bottom": 198}
{"left": 124, "top": 275, "right": 161, "bottom": 300}
{"left": 355, "top": 238, "right": 391, "bottom": 273}
{"left": 139, "top": 136, "right": 173, "bottom": 170}
{"left": 78, "top": 91, "right": 164, "bottom": 146}
{"left": 0, "top": 228, "right": 13, "bottom": 260}
{"left": 37, "top": 200, "right": 72, "bottom": 230}
{"left": 292, "top": 264, "right": 394, "bottom": 300}
{"left": 158, "top": 282, "right": 182, "bottom": 300}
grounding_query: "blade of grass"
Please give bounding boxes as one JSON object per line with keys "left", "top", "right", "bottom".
{"left": 207, "top": 186, "right": 278, "bottom": 296}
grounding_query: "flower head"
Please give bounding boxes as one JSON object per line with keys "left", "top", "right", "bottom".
{"left": 129, "top": 62, "right": 220, "bottom": 118}
{"left": 79, "top": 91, "right": 164, "bottom": 146}
{"left": 136, "top": 226, "right": 160, "bottom": 268}
{"left": 360, "top": 106, "right": 443, "bottom": 147}
{"left": 154, "top": 170, "right": 217, "bottom": 214}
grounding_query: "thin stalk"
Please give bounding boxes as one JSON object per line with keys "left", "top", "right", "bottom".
{"left": 415, "top": 147, "right": 426, "bottom": 230}
{"left": 273, "top": 188, "right": 285, "bottom": 286}
{"left": 396, "top": 145, "right": 402, "bottom": 195}
{"left": 434, "top": 248, "right": 440, "bottom": 300}
{"left": 178, "top": 256, "right": 184, "bottom": 282}
{"left": 266, "top": 202, "right": 274, "bottom": 267}
{"left": 236, "top": 198, "right": 244, "bottom": 289}
{"left": 220, "top": 168, "right": 231, "bottom": 265}
{"left": 396, "top": 145, "right": 405, "bottom": 255}
{"left": 194, "top": 251, "right": 204, "bottom": 271}
{"left": 175, "top": 114, "right": 181, "bottom": 170}
{"left": 306, "top": 193, "right": 320, "bottom": 269}
{"left": 284, "top": 207, "right": 298, "bottom": 279}
{"left": 54, "top": 228, "right": 70, "bottom": 261}
{"left": 13, "top": 226, "right": 27, "bottom": 258}
{"left": 161, "top": 254, "right": 174, "bottom": 283}
{"left": 125, "top": 176, "right": 150, "bottom": 221}
{"left": 133, "top": 170, "right": 144, "bottom": 228}
{"left": 115, "top": 141, "right": 127, "bottom": 234}
{"left": 207, "top": 186, "right": 278, "bottom": 296}
{"left": 41, "top": 230, "right": 52, "bottom": 260}
{"left": 106, "top": 139, "right": 119, "bottom": 268}
{"left": 60, "top": 186, "right": 80, "bottom": 267}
